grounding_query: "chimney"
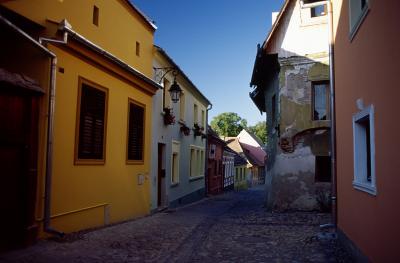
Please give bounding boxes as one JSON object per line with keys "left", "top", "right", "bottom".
{"left": 272, "top": 12, "right": 279, "bottom": 25}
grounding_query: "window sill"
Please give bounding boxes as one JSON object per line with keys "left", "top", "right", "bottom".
{"left": 74, "top": 159, "right": 105, "bottom": 165}
{"left": 300, "top": 19, "right": 328, "bottom": 28}
{"left": 170, "top": 182, "right": 179, "bottom": 188}
{"left": 353, "top": 181, "right": 377, "bottom": 196}
{"left": 126, "top": 160, "right": 144, "bottom": 165}
{"left": 189, "top": 175, "right": 204, "bottom": 182}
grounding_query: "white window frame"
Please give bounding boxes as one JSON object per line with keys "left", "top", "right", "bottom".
{"left": 349, "top": 0, "right": 369, "bottom": 41}
{"left": 352, "top": 104, "right": 376, "bottom": 195}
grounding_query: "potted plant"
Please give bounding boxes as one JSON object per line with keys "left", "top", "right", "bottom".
{"left": 180, "top": 123, "right": 191, "bottom": 136}
{"left": 163, "top": 107, "right": 175, "bottom": 125}
{"left": 193, "top": 123, "right": 204, "bottom": 137}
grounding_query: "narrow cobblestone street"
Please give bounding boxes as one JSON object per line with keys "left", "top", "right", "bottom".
{"left": 0, "top": 186, "right": 351, "bottom": 263}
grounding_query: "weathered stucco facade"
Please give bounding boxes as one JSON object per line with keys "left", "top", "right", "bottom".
{"left": 251, "top": 0, "right": 331, "bottom": 211}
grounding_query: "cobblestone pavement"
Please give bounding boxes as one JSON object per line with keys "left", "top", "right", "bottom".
{"left": 0, "top": 186, "right": 352, "bottom": 263}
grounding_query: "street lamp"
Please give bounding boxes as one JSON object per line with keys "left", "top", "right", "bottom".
{"left": 153, "top": 67, "right": 182, "bottom": 103}
{"left": 169, "top": 72, "right": 182, "bottom": 103}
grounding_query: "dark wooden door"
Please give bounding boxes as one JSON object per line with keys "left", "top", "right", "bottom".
{"left": 0, "top": 88, "right": 39, "bottom": 251}
{"left": 157, "top": 143, "right": 165, "bottom": 207}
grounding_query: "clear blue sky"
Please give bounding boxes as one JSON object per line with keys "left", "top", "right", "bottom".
{"left": 133, "top": 0, "right": 284, "bottom": 126}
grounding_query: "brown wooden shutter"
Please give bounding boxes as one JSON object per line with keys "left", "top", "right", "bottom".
{"left": 128, "top": 102, "right": 144, "bottom": 161}
{"left": 78, "top": 84, "right": 106, "bottom": 160}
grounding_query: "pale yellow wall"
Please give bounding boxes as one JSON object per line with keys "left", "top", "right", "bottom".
{"left": 234, "top": 166, "right": 248, "bottom": 190}
{"left": 48, "top": 45, "right": 152, "bottom": 233}
{"left": 3, "top": 0, "right": 154, "bottom": 77}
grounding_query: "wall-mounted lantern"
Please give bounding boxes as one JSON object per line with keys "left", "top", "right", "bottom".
{"left": 153, "top": 67, "right": 182, "bottom": 103}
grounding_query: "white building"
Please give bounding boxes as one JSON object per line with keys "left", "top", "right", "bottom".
{"left": 151, "top": 46, "right": 211, "bottom": 211}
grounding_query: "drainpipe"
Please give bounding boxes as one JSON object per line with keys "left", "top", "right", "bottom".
{"left": 205, "top": 104, "right": 213, "bottom": 196}
{"left": 327, "top": 0, "right": 337, "bottom": 229}
{"left": 39, "top": 20, "right": 71, "bottom": 237}
{"left": 300, "top": 0, "right": 337, "bottom": 229}
{"left": 42, "top": 56, "right": 64, "bottom": 237}
{"left": 0, "top": 14, "right": 64, "bottom": 237}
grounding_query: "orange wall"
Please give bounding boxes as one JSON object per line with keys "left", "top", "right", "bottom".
{"left": 333, "top": 0, "right": 400, "bottom": 261}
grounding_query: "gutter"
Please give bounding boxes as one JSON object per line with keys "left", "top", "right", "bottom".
{"left": 61, "top": 25, "right": 162, "bottom": 91}
{"left": 300, "top": 0, "right": 337, "bottom": 232}
{"left": 38, "top": 21, "right": 72, "bottom": 238}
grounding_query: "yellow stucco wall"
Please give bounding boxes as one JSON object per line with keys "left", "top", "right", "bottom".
{"left": 1, "top": 0, "right": 156, "bottom": 235}
{"left": 46, "top": 44, "right": 153, "bottom": 234}
{"left": 2, "top": 0, "right": 154, "bottom": 77}
{"left": 234, "top": 166, "right": 248, "bottom": 190}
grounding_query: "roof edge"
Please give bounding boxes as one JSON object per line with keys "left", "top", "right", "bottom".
{"left": 154, "top": 45, "right": 212, "bottom": 106}
{"left": 61, "top": 25, "right": 161, "bottom": 91}
{"left": 125, "top": 0, "right": 157, "bottom": 31}
{"left": 262, "top": 0, "right": 291, "bottom": 50}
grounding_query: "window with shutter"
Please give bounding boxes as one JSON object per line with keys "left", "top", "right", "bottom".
{"left": 75, "top": 79, "right": 108, "bottom": 164}
{"left": 127, "top": 99, "right": 145, "bottom": 163}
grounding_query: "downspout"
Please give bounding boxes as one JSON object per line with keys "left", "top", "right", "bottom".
{"left": 39, "top": 20, "right": 70, "bottom": 237}
{"left": 327, "top": 0, "right": 337, "bottom": 229}
{"left": 300, "top": 0, "right": 337, "bottom": 230}
{"left": 42, "top": 56, "right": 64, "bottom": 237}
{"left": 0, "top": 14, "right": 64, "bottom": 237}
{"left": 205, "top": 104, "right": 213, "bottom": 196}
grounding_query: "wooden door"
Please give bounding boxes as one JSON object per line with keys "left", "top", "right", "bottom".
{"left": 157, "top": 143, "right": 166, "bottom": 207}
{"left": 0, "top": 88, "right": 39, "bottom": 251}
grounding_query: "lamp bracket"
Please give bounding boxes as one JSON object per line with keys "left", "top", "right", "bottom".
{"left": 153, "top": 67, "right": 178, "bottom": 85}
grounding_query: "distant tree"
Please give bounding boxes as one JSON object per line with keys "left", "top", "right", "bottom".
{"left": 210, "top": 112, "right": 247, "bottom": 137}
{"left": 248, "top": 121, "right": 267, "bottom": 145}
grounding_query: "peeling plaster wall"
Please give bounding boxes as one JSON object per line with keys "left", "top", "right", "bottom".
{"left": 264, "top": 54, "right": 331, "bottom": 211}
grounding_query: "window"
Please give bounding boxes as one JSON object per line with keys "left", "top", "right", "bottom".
{"left": 201, "top": 110, "right": 205, "bottom": 127}
{"left": 179, "top": 91, "right": 185, "bottom": 121}
{"left": 311, "top": 4, "right": 327, "bottom": 17}
{"left": 353, "top": 105, "right": 376, "bottom": 195}
{"left": 172, "top": 153, "right": 179, "bottom": 184}
{"left": 190, "top": 148, "right": 196, "bottom": 177}
{"left": 200, "top": 150, "right": 205, "bottom": 175}
{"left": 93, "top": 6, "right": 99, "bottom": 26}
{"left": 312, "top": 81, "right": 330, "bottom": 120}
{"left": 193, "top": 104, "right": 198, "bottom": 124}
{"left": 163, "top": 78, "right": 170, "bottom": 109}
{"left": 190, "top": 146, "right": 205, "bottom": 178}
{"left": 127, "top": 99, "right": 145, "bottom": 163}
{"left": 349, "top": 0, "right": 369, "bottom": 40}
{"left": 171, "top": 141, "right": 180, "bottom": 184}
{"left": 315, "top": 156, "right": 331, "bottom": 182}
{"left": 135, "top": 41, "right": 140, "bottom": 57}
{"left": 209, "top": 144, "right": 216, "bottom": 159}
{"left": 75, "top": 79, "right": 108, "bottom": 164}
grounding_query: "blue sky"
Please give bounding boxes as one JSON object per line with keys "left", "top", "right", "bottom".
{"left": 133, "top": 0, "right": 284, "bottom": 125}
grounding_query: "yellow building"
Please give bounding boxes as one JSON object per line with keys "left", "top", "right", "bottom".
{"left": 235, "top": 166, "right": 249, "bottom": 191}
{"left": 0, "top": 0, "right": 160, "bottom": 247}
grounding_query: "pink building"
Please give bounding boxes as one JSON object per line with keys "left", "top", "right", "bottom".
{"left": 333, "top": 0, "right": 400, "bottom": 261}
